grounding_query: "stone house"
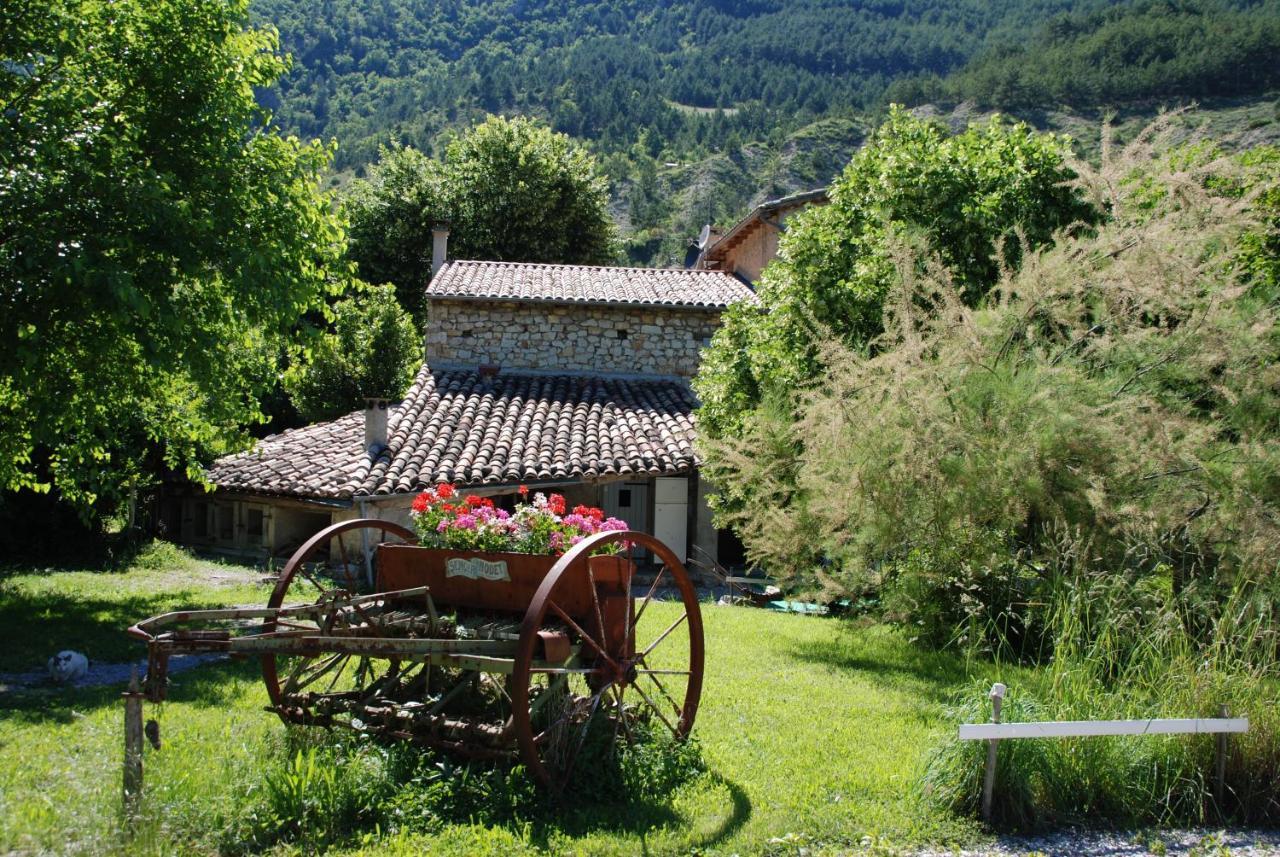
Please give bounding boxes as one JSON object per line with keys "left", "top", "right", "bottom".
{"left": 694, "top": 188, "right": 828, "bottom": 283}
{"left": 167, "top": 256, "right": 756, "bottom": 569}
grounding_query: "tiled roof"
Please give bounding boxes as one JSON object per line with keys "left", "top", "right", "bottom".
{"left": 702, "top": 187, "right": 828, "bottom": 263}
{"left": 208, "top": 366, "right": 699, "bottom": 500}
{"left": 426, "top": 260, "right": 755, "bottom": 308}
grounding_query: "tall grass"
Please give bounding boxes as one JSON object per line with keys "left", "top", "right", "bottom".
{"left": 923, "top": 575, "right": 1280, "bottom": 828}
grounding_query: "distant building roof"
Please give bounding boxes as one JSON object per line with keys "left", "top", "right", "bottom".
{"left": 208, "top": 365, "right": 699, "bottom": 500}
{"left": 700, "top": 187, "right": 829, "bottom": 266}
{"left": 426, "top": 260, "right": 755, "bottom": 309}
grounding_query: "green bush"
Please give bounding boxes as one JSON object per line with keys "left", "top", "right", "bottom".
{"left": 704, "top": 123, "right": 1280, "bottom": 659}
{"left": 923, "top": 578, "right": 1280, "bottom": 828}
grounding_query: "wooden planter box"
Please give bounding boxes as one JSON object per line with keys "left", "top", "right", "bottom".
{"left": 377, "top": 544, "right": 632, "bottom": 621}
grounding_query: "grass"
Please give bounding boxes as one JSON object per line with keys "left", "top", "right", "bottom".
{"left": 0, "top": 547, "right": 1009, "bottom": 856}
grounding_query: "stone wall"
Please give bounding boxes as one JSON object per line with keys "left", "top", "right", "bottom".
{"left": 425, "top": 299, "right": 722, "bottom": 377}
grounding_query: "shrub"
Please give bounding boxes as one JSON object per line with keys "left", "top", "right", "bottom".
{"left": 922, "top": 577, "right": 1280, "bottom": 827}
{"left": 703, "top": 119, "right": 1280, "bottom": 659}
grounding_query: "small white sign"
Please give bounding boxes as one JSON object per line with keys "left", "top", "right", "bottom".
{"left": 445, "top": 557, "right": 511, "bottom": 582}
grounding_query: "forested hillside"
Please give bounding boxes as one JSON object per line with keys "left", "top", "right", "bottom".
{"left": 252, "top": 0, "right": 1121, "bottom": 170}
{"left": 251, "top": 0, "right": 1280, "bottom": 264}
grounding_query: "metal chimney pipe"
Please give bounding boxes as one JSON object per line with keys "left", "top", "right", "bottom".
{"left": 364, "top": 398, "right": 389, "bottom": 455}
{"left": 431, "top": 223, "right": 449, "bottom": 276}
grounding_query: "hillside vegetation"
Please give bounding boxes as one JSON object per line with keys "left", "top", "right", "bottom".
{"left": 251, "top": 0, "right": 1280, "bottom": 265}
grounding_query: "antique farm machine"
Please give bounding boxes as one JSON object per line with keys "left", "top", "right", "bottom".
{"left": 127, "top": 521, "right": 704, "bottom": 790}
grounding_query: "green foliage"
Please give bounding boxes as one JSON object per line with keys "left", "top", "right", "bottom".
{"left": 705, "top": 119, "right": 1280, "bottom": 663}
{"left": 0, "top": 0, "right": 348, "bottom": 518}
{"left": 285, "top": 284, "right": 420, "bottom": 423}
{"left": 346, "top": 116, "right": 618, "bottom": 320}
{"left": 923, "top": 576, "right": 1280, "bottom": 827}
{"left": 252, "top": 0, "right": 1116, "bottom": 172}
{"left": 442, "top": 115, "right": 618, "bottom": 267}
{"left": 696, "top": 107, "right": 1096, "bottom": 438}
{"left": 345, "top": 145, "right": 447, "bottom": 322}
{"left": 940, "top": 0, "right": 1280, "bottom": 110}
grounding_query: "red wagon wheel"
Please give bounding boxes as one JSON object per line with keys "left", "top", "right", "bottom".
{"left": 510, "top": 530, "right": 705, "bottom": 790}
{"left": 261, "top": 518, "right": 417, "bottom": 718}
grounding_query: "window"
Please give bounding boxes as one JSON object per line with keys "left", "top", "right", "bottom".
{"left": 246, "top": 508, "right": 265, "bottom": 540}
{"left": 216, "top": 504, "right": 234, "bottom": 541}
{"left": 191, "top": 501, "right": 210, "bottom": 540}
{"left": 618, "top": 489, "right": 632, "bottom": 508}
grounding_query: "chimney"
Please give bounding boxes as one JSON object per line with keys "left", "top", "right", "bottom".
{"left": 431, "top": 222, "right": 450, "bottom": 276}
{"left": 364, "top": 398, "right": 389, "bottom": 455}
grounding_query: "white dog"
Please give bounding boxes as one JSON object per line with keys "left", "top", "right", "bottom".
{"left": 47, "top": 650, "right": 89, "bottom": 683}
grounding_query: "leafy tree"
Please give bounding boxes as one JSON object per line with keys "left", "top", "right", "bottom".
{"left": 695, "top": 108, "right": 1098, "bottom": 437}
{"left": 286, "top": 284, "right": 421, "bottom": 423}
{"left": 703, "top": 128, "right": 1280, "bottom": 657}
{"left": 443, "top": 115, "right": 619, "bottom": 266}
{"left": 345, "top": 144, "right": 448, "bottom": 323}
{"left": 346, "top": 116, "right": 618, "bottom": 320}
{"left": 0, "top": 0, "right": 348, "bottom": 519}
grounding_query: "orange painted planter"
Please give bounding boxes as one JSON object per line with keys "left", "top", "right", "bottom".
{"left": 377, "top": 545, "right": 632, "bottom": 625}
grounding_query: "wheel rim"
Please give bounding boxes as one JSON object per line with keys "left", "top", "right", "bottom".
{"left": 261, "top": 518, "right": 416, "bottom": 718}
{"left": 511, "top": 530, "right": 705, "bottom": 790}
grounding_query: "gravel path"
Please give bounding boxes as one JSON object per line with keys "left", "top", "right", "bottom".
{"left": 912, "top": 828, "right": 1280, "bottom": 856}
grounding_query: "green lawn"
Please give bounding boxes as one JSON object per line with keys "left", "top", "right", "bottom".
{"left": 0, "top": 549, "right": 1006, "bottom": 856}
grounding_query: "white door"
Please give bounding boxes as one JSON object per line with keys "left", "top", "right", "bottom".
{"left": 653, "top": 477, "right": 688, "bottom": 561}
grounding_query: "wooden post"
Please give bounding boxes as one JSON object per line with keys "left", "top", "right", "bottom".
{"left": 981, "top": 682, "right": 1006, "bottom": 823}
{"left": 123, "top": 667, "right": 144, "bottom": 825}
{"left": 1214, "top": 703, "right": 1229, "bottom": 812}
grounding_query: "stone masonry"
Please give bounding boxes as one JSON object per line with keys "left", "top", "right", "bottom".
{"left": 425, "top": 299, "right": 722, "bottom": 377}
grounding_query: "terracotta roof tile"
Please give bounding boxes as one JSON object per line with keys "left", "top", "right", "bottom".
{"left": 207, "top": 366, "right": 699, "bottom": 500}
{"left": 427, "top": 260, "right": 755, "bottom": 308}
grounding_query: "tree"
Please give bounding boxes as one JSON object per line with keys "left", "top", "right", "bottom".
{"left": 345, "top": 144, "right": 448, "bottom": 323}
{"left": 703, "top": 129, "right": 1280, "bottom": 657}
{"left": 286, "top": 284, "right": 421, "bottom": 423}
{"left": 694, "top": 107, "right": 1098, "bottom": 438}
{"left": 346, "top": 115, "right": 618, "bottom": 321}
{"left": 0, "top": 0, "right": 348, "bottom": 520}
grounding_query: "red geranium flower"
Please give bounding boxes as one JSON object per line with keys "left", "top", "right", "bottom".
{"left": 518, "top": 484, "right": 529, "bottom": 496}
{"left": 411, "top": 492, "right": 431, "bottom": 513}
{"left": 436, "top": 482, "right": 456, "bottom": 499}
{"left": 547, "top": 493, "right": 566, "bottom": 516}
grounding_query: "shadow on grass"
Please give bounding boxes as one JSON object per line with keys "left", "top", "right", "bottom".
{"left": 785, "top": 621, "right": 974, "bottom": 702}
{"left": 0, "top": 586, "right": 254, "bottom": 673}
{"left": 0, "top": 653, "right": 262, "bottom": 723}
{"left": 527, "top": 771, "right": 751, "bottom": 851}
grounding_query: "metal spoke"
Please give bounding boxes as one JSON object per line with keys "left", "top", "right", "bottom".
{"left": 558, "top": 686, "right": 608, "bottom": 786}
{"left": 322, "top": 654, "right": 353, "bottom": 694}
{"left": 284, "top": 652, "right": 345, "bottom": 695}
{"left": 630, "top": 679, "right": 681, "bottom": 739}
{"left": 640, "top": 659, "right": 685, "bottom": 721}
{"left": 586, "top": 561, "right": 609, "bottom": 658}
{"left": 547, "top": 601, "right": 620, "bottom": 672}
{"left": 641, "top": 612, "right": 688, "bottom": 658}
{"left": 630, "top": 564, "right": 667, "bottom": 650}
{"left": 634, "top": 669, "right": 691, "bottom": 676}
{"left": 611, "top": 684, "right": 634, "bottom": 745}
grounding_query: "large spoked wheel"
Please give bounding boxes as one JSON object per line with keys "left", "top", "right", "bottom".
{"left": 511, "top": 530, "right": 705, "bottom": 790}
{"left": 261, "top": 518, "right": 417, "bottom": 719}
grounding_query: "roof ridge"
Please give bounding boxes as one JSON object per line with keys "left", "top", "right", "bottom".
{"left": 438, "top": 259, "right": 743, "bottom": 276}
